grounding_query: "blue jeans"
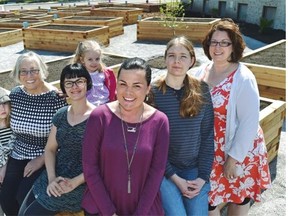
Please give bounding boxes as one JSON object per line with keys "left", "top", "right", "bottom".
{"left": 160, "top": 167, "right": 210, "bottom": 216}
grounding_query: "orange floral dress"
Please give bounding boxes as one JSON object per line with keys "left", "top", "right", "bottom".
{"left": 209, "top": 71, "right": 271, "bottom": 206}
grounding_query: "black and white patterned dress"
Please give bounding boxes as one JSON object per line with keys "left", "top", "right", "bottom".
{"left": 9, "top": 86, "right": 67, "bottom": 160}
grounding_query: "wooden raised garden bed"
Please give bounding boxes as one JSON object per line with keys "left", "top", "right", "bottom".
{"left": 20, "top": 14, "right": 54, "bottom": 21}
{"left": 137, "top": 17, "right": 220, "bottom": 42}
{"left": 128, "top": 3, "right": 165, "bottom": 12}
{"left": 22, "top": 23, "right": 109, "bottom": 52}
{"left": 0, "top": 19, "right": 49, "bottom": 28}
{"left": 91, "top": 7, "right": 143, "bottom": 25}
{"left": 0, "top": 28, "right": 22, "bottom": 46}
{"left": 98, "top": 2, "right": 164, "bottom": 12}
{"left": 53, "top": 16, "right": 124, "bottom": 37}
{"left": 241, "top": 40, "right": 286, "bottom": 101}
{"left": 259, "top": 97, "right": 286, "bottom": 162}
{"left": 49, "top": 52, "right": 128, "bottom": 91}
{"left": 0, "top": 11, "right": 16, "bottom": 18}
{"left": 48, "top": 10, "right": 90, "bottom": 18}
{"left": 0, "top": 52, "right": 128, "bottom": 91}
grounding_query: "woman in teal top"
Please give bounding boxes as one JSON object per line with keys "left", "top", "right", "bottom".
{"left": 19, "top": 63, "right": 95, "bottom": 215}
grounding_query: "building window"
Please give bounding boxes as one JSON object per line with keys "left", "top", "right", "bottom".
{"left": 262, "top": 6, "right": 276, "bottom": 21}
{"left": 237, "top": 3, "right": 248, "bottom": 22}
{"left": 218, "top": 1, "right": 226, "bottom": 17}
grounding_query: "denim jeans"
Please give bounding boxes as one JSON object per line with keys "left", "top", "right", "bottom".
{"left": 160, "top": 167, "right": 210, "bottom": 216}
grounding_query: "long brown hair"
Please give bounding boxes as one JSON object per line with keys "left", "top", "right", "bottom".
{"left": 154, "top": 36, "right": 204, "bottom": 117}
{"left": 154, "top": 75, "right": 204, "bottom": 117}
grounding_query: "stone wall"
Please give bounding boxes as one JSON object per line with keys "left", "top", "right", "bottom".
{"left": 191, "top": 0, "right": 285, "bottom": 31}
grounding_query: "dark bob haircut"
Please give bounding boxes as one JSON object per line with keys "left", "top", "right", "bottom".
{"left": 117, "top": 57, "right": 152, "bottom": 85}
{"left": 202, "top": 18, "right": 246, "bottom": 63}
{"left": 60, "top": 63, "right": 92, "bottom": 94}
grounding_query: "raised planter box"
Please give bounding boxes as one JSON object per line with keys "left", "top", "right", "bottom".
{"left": 53, "top": 16, "right": 124, "bottom": 37}
{"left": 48, "top": 10, "right": 90, "bottom": 18}
{"left": 129, "top": 3, "right": 165, "bottom": 12}
{"left": 0, "top": 11, "right": 16, "bottom": 18}
{"left": 46, "top": 52, "right": 127, "bottom": 84}
{"left": 0, "top": 19, "right": 49, "bottom": 28}
{"left": 91, "top": 7, "right": 143, "bottom": 25}
{"left": 0, "top": 28, "right": 22, "bottom": 46}
{"left": 242, "top": 40, "right": 286, "bottom": 101}
{"left": 98, "top": 2, "right": 164, "bottom": 12}
{"left": 20, "top": 14, "right": 54, "bottom": 21}
{"left": 22, "top": 23, "right": 109, "bottom": 52}
{"left": 259, "top": 97, "right": 286, "bottom": 162}
{"left": 137, "top": 17, "right": 220, "bottom": 42}
{"left": 0, "top": 52, "right": 128, "bottom": 91}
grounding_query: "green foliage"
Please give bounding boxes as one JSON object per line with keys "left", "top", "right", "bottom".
{"left": 259, "top": 17, "right": 273, "bottom": 34}
{"left": 159, "top": 0, "right": 191, "bottom": 35}
{"left": 211, "top": 8, "right": 218, "bottom": 17}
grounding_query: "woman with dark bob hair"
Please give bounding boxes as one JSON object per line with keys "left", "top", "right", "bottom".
{"left": 194, "top": 18, "right": 271, "bottom": 216}
{"left": 19, "top": 63, "right": 95, "bottom": 215}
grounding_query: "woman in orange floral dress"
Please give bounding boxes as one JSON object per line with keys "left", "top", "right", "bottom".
{"left": 194, "top": 18, "right": 271, "bottom": 216}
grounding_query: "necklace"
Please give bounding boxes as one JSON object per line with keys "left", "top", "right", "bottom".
{"left": 119, "top": 105, "right": 144, "bottom": 194}
{"left": 121, "top": 105, "right": 144, "bottom": 133}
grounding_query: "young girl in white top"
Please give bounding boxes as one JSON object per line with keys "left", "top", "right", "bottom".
{"left": 73, "top": 40, "right": 116, "bottom": 106}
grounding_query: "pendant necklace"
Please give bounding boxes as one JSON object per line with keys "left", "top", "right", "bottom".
{"left": 119, "top": 105, "right": 144, "bottom": 194}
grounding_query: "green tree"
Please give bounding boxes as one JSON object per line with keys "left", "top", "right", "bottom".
{"left": 159, "top": 0, "right": 191, "bottom": 36}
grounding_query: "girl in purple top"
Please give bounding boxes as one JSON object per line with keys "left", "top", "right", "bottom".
{"left": 73, "top": 40, "right": 116, "bottom": 106}
{"left": 82, "top": 57, "right": 170, "bottom": 215}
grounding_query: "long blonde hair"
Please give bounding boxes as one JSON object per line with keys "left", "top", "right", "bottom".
{"left": 72, "top": 40, "right": 105, "bottom": 72}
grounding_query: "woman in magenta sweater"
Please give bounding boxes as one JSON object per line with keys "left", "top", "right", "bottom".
{"left": 82, "top": 57, "right": 170, "bottom": 215}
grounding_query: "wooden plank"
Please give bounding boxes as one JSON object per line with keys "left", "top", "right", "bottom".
{"left": 137, "top": 18, "right": 219, "bottom": 42}
{"left": 258, "top": 85, "right": 286, "bottom": 101}
{"left": 244, "top": 63, "right": 285, "bottom": 89}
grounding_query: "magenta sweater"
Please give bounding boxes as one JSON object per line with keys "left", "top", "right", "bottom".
{"left": 82, "top": 104, "right": 169, "bottom": 215}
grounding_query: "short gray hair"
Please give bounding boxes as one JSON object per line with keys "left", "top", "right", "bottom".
{"left": 10, "top": 51, "right": 49, "bottom": 83}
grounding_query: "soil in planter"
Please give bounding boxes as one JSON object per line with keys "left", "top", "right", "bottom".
{"left": 0, "top": 29, "right": 18, "bottom": 33}
{"left": 147, "top": 55, "right": 201, "bottom": 69}
{"left": 144, "top": 17, "right": 218, "bottom": 22}
{"left": 68, "top": 16, "right": 115, "bottom": 21}
{"left": 260, "top": 101, "right": 271, "bottom": 110}
{"left": 241, "top": 42, "right": 285, "bottom": 68}
{"left": 33, "top": 24, "right": 101, "bottom": 31}
{"left": 4, "top": 20, "right": 44, "bottom": 24}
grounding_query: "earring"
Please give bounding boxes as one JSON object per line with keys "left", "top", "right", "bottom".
{"left": 145, "top": 95, "right": 149, "bottom": 102}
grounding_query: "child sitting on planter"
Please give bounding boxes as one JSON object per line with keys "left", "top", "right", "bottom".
{"left": 0, "top": 88, "right": 14, "bottom": 184}
{"left": 72, "top": 40, "right": 116, "bottom": 106}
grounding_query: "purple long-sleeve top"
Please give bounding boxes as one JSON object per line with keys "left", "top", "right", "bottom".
{"left": 82, "top": 104, "right": 169, "bottom": 215}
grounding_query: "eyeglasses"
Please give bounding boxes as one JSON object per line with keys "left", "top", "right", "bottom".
{"left": 64, "top": 79, "right": 86, "bottom": 88}
{"left": 19, "top": 69, "right": 40, "bottom": 76}
{"left": 208, "top": 40, "right": 232, "bottom": 47}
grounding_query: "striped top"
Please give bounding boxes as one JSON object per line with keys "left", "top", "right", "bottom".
{"left": 9, "top": 86, "right": 67, "bottom": 160}
{"left": 0, "top": 127, "right": 13, "bottom": 167}
{"left": 0, "top": 127, "right": 12, "bottom": 146}
{"left": 152, "top": 82, "right": 214, "bottom": 182}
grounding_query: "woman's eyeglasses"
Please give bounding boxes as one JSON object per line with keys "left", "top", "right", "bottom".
{"left": 19, "top": 69, "right": 40, "bottom": 76}
{"left": 208, "top": 40, "right": 232, "bottom": 47}
{"left": 64, "top": 79, "right": 86, "bottom": 88}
